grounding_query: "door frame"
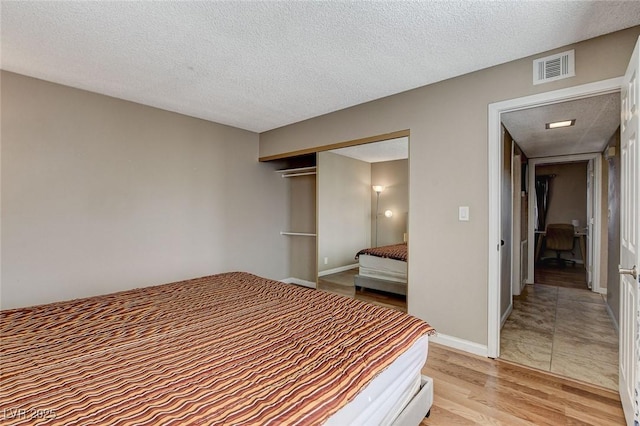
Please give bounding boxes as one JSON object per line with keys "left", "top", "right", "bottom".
{"left": 525, "top": 153, "right": 602, "bottom": 293}
{"left": 487, "top": 76, "right": 622, "bottom": 358}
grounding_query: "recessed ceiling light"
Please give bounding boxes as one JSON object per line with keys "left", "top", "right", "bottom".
{"left": 545, "top": 119, "right": 576, "bottom": 129}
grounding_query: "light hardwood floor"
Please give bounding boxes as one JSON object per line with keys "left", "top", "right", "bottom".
{"left": 318, "top": 266, "right": 624, "bottom": 424}
{"left": 534, "top": 263, "right": 589, "bottom": 289}
{"left": 422, "top": 343, "right": 625, "bottom": 425}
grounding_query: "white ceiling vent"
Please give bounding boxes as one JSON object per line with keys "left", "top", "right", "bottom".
{"left": 533, "top": 50, "right": 575, "bottom": 85}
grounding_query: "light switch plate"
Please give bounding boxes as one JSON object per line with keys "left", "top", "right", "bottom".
{"left": 459, "top": 206, "right": 470, "bottom": 221}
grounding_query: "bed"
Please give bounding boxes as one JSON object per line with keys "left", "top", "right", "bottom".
{"left": 1, "top": 272, "right": 434, "bottom": 425}
{"left": 355, "top": 243, "right": 408, "bottom": 295}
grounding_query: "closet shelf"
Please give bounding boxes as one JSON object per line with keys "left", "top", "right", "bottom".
{"left": 280, "top": 231, "right": 317, "bottom": 237}
{"left": 276, "top": 166, "right": 316, "bottom": 178}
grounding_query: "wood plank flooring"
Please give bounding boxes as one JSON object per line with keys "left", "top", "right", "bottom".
{"left": 422, "top": 343, "right": 625, "bottom": 425}
{"left": 534, "top": 263, "right": 588, "bottom": 289}
{"left": 319, "top": 266, "right": 625, "bottom": 424}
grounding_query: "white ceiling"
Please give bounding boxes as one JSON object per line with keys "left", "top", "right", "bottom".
{"left": 2, "top": 2, "right": 639, "bottom": 133}
{"left": 501, "top": 93, "right": 621, "bottom": 158}
{"left": 330, "top": 137, "right": 408, "bottom": 163}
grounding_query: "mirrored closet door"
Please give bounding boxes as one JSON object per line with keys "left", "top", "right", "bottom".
{"left": 316, "top": 137, "right": 409, "bottom": 311}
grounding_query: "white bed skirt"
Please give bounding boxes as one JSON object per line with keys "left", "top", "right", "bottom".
{"left": 358, "top": 254, "right": 407, "bottom": 283}
{"left": 325, "top": 335, "right": 431, "bottom": 425}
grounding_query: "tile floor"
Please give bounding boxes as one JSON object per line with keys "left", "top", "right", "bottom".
{"left": 500, "top": 282, "right": 618, "bottom": 389}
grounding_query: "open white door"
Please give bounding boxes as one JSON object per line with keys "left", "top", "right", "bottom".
{"left": 500, "top": 129, "right": 513, "bottom": 324}
{"left": 619, "top": 36, "right": 640, "bottom": 426}
{"left": 586, "top": 159, "right": 594, "bottom": 288}
{"left": 512, "top": 154, "right": 523, "bottom": 296}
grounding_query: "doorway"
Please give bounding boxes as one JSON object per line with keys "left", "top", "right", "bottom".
{"left": 525, "top": 154, "right": 604, "bottom": 292}
{"left": 490, "top": 35, "right": 640, "bottom": 424}
{"left": 488, "top": 77, "right": 623, "bottom": 356}
{"left": 488, "top": 78, "right": 621, "bottom": 390}
{"left": 531, "top": 159, "right": 590, "bottom": 289}
{"left": 502, "top": 153, "right": 618, "bottom": 388}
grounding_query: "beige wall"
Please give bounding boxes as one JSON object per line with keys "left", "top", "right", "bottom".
{"left": 1, "top": 71, "right": 288, "bottom": 309}
{"left": 537, "top": 162, "right": 588, "bottom": 222}
{"left": 259, "top": 27, "right": 640, "bottom": 346}
{"left": 317, "top": 152, "right": 370, "bottom": 273}
{"left": 286, "top": 174, "right": 317, "bottom": 282}
{"left": 371, "top": 159, "right": 408, "bottom": 247}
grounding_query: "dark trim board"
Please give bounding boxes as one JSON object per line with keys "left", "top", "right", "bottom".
{"left": 259, "top": 130, "right": 410, "bottom": 162}
{"left": 355, "top": 274, "right": 407, "bottom": 296}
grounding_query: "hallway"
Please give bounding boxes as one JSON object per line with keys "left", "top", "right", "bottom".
{"left": 500, "top": 266, "right": 618, "bottom": 389}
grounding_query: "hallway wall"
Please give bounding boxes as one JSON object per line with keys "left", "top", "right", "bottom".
{"left": 259, "top": 27, "right": 640, "bottom": 348}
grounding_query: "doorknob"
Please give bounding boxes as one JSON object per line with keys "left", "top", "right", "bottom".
{"left": 619, "top": 265, "right": 638, "bottom": 280}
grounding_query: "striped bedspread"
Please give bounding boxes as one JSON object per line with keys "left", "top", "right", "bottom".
{"left": 356, "top": 243, "right": 408, "bottom": 262}
{"left": 1, "top": 272, "right": 434, "bottom": 425}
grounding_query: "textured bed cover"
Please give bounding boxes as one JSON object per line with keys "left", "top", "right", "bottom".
{"left": 356, "top": 242, "right": 408, "bottom": 262}
{"left": 1, "top": 272, "right": 434, "bottom": 425}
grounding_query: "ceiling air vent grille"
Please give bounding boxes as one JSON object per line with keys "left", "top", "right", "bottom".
{"left": 533, "top": 50, "right": 575, "bottom": 85}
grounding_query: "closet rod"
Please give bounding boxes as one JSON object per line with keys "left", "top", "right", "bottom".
{"left": 281, "top": 172, "right": 316, "bottom": 178}
{"left": 280, "top": 232, "right": 317, "bottom": 237}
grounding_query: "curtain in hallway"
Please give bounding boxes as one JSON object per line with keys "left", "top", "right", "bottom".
{"left": 535, "top": 175, "right": 553, "bottom": 230}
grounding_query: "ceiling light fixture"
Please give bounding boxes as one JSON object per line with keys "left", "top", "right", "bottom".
{"left": 545, "top": 119, "right": 575, "bottom": 129}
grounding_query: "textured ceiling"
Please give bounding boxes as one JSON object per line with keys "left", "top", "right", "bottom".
{"left": 1, "top": 2, "right": 639, "bottom": 133}
{"left": 501, "top": 93, "right": 620, "bottom": 158}
{"left": 330, "top": 137, "right": 408, "bottom": 163}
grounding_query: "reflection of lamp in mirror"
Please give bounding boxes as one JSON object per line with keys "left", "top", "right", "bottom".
{"left": 373, "top": 185, "right": 385, "bottom": 247}
{"left": 384, "top": 209, "right": 393, "bottom": 218}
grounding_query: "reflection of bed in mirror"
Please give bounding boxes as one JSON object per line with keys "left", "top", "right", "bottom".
{"left": 316, "top": 136, "right": 409, "bottom": 305}
{"left": 355, "top": 243, "right": 408, "bottom": 295}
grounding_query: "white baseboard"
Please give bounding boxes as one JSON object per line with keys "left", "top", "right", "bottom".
{"left": 429, "top": 333, "right": 488, "bottom": 357}
{"left": 281, "top": 277, "right": 316, "bottom": 289}
{"left": 318, "top": 263, "right": 359, "bottom": 277}
{"left": 595, "top": 287, "right": 607, "bottom": 295}
{"left": 500, "top": 303, "right": 513, "bottom": 328}
{"left": 605, "top": 300, "right": 619, "bottom": 333}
